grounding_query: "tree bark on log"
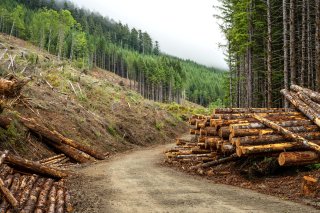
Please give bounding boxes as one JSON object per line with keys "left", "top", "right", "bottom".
{"left": 296, "top": 91, "right": 320, "bottom": 114}
{"left": 39, "top": 154, "right": 65, "bottom": 164}
{"left": 34, "top": 178, "right": 54, "bottom": 213}
{"left": 211, "top": 111, "right": 301, "bottom": 120}
{"left": 278, "top": 151, "right": 320, "bottom": 166}
{"left": 237, "top": 132, "right": 320, "bottom": 146}
{"left": 230, "top": 120, "right": 313, "bottom": 131}
{"left": 253, "top": 114, "right": 320, "bottom": 154}
{"left": 231, "top": 125, "right": 319, "bottom": 139}
{"left": 192, "top": 153, "right": 238, "bottom": 169}
{"left": 214, "top": 108, "right": 295, "bottom": 114}
{"left": 280, "top": 89, "right": 320, "bottom": 127}
{"left": 47, "top": 185, "right": 56, "bottom": 213}
{"left": 20, "top": 178, "right": 45, "bottom": 213}
{"left": 0, "top": 115, "right": 105, "bottom": 160}
{"left": 18, "top": 175, "right": 38, "bottom": 207}
{"left": 5, "top": 153, "right": 68, "bottom": 179}
{"left": 291, "top": 84, "right": 320, "bottom": 104}
{"left": 236, "top": 142, "right": 304, "bottom": 157}
{"left": 55, "top": 184, "right": 65, "bottom": 213}
{"left": 0, "top": 177, "right": 18, "bottom": 209}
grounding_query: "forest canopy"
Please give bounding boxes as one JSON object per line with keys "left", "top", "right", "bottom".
{"left": 0, "top": 0, "right": 227, "bottom": 106}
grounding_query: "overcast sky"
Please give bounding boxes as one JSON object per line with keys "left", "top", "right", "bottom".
{"left": 72, "top": 0, "right": 228, "bottom": 69}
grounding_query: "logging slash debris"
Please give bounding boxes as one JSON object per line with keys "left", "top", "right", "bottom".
{"left": 165, "top": 84, "right": 320, "bottom": 198}
{"left": 0, "top": 76, "right": 108, "bottom": 212}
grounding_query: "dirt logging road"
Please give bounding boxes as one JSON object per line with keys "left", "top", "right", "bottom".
{"left": 71, "top": 144, "right": 318, "bottom": 213}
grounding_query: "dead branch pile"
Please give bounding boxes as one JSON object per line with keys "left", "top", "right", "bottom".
{"left": 165, "top": 85, "right": 320, "bottom": 176}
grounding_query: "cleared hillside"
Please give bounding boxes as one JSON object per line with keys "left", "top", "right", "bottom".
{"left": 0, "top": 33, "right": 204, "bottom": 160}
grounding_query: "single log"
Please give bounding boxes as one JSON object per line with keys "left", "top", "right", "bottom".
{"left": 0, "top": 177, "right": 18, "bottom": 209}
{"left": 281, "top": 89, "right": 320, "bottom": 127}
{"left": 46, "top": 139, "right": 92, "bottom": 163}
{"left": 237, "top": 132, "right": 320, "bottom": 146}
{"left": 204, "top": 127, "right": 217, "bottom": 136}
{"left": 192, "top": 153, "right": 238, "bottom": 169}
{"left": 221, "top": 142, "right": 235, "bottom": 154}
{"left": 253, "top": 114, "right": 320, "bottom": 154}
{"left": 214, "top": 108, "right": 296, "bottom": 114}
{"left": 230, "top": 125, "right": 319, "bottom": 139}
{"left": 175, "top": 153, "right": 214, "bottom": 159}
{"left": 0, "top": 173, "right": 20, "bottom": 211}
{"left": 237, "top": 142, "right": 304, "bottom": 157}
{"left": 0, "top": 116, "right": 104, "bottom": 160}
{"left": 34, "top": 178, "right": 54, "bottom": 213}
{"left": 39, "top": 154, "right": 65, "bottom": 164}
{"left": 278, "top": 151, "right": 320, "bottom": 166}
{"left": 65, "top": 190, "right": 73, "bottom": 213}
{"left": 42, "top": 156, "right": 67, "bottom": 166}
{"left": 291, "top": 84, "right": 320, "bottom": 104}
{"left": 296, "top": 91, "right": 320, "bottom": 115}
{"left": 205, "top": 137, "right": 221, "bottom": 150}
{"left": 18, "top": 175, "right": 38, "bottom": 207}
{"left": 301, "top": 175, "right": 319, "bottom": 197}
{"left": 55, "top": 183, "right": 65, "bottom": 213}
{"left": 230, "top": 120, "right": 313, "bottom": 131}
{"left": 259, "top": 125, "right": 319, "bottom": 136}
{"left": 211, "top": 111, "right": 302, "bottom": 120}
{"left": 19, "top": 116, "right": 105, "bottom": 160}
{"left": 218, "top": 126, "right": 230, "bottom": 138}
{"left": 191, "top": 148, "right": 211, "bottom": 154}
{"left": 5, "top": 153, "right": 68, "bottom": 179}
{"left": 47, "top": 185, "right": 56, "bottom": 213}
{"left": 20, "top": 178, "right": 45, "bottom": 213}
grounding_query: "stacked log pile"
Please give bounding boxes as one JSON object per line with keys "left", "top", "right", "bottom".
{"left": 166, "top": 85, "right": 320, "bottom": 174}
{"left": 0, "top": 151, "right": 73, "bottom": 212}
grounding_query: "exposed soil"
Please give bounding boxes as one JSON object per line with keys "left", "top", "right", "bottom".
{"left": 0, "top": 34, "right": 189, "bottom": 160}
{"left": 69, "top": 143, "right": 318, "bottom": 213}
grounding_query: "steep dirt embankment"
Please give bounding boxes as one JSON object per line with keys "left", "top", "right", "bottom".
{"left": 0, "top": 33, "right": 197, "bottom": 160}
{"left": 69, "top": 143, "right": 318, "bottom": 213}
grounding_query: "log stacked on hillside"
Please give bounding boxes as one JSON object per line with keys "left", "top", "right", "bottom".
{"left": 0, "top": 115, "right": 105, "bottom": 163}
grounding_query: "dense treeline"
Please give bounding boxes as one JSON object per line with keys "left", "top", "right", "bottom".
{"left": 0, "top": 0, "right": 226, "bottom": 106}
{"left": 218, "top": 0, "right": 320, "bottom": 108}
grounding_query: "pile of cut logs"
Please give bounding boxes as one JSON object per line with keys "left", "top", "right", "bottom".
{"left": 165, "top": 85, "right": 320, "bottom": 172}
{"left": 0, "top": 151, "right": 73, "bottom": 212}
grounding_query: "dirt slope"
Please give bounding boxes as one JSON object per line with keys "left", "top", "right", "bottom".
{"left": 69, "top": 144, "right": 318, "bottom": 213}
{"left": 0, "top": 34, "right": 199, "bottom": 160}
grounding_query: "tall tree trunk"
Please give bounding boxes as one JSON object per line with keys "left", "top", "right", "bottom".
{"left": 266, "top": 0, "right": 272, "bottom": 108}
{"left": 307, "top": 0, "right": 312, "bottom": 88}
{"left": 246, "top": 0, "right": 253, "bottom": 108}
{"left": 316, "top": 0, "right": 320, "bottom": 91}
{"left": 289, "top": 0, "right": 296, "bottom": 85}
{"left": 301, "top": 0, "right": 307, "bottom": 86}
{"left": 283, "top": 0, "right": 289, "bottom": 107}
{"left": 9, "top": 21, "right": 15, "bottom": 38}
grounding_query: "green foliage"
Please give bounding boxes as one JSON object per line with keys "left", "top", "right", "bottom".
{"left": 208, "top": 98, "right": 225, "bottom": 112}
{"left": 0, "top": 0, "right": 226, "bottom": 106}
{"left": 155, "top": 121, "right": 164, "bottom": 131}
{"left": 0, "top": 120, "right": 26, "bottom": 152}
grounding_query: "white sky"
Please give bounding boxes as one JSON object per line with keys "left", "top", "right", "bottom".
{"left": 72, "top": 0, "right": 228, "bottom": 69}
